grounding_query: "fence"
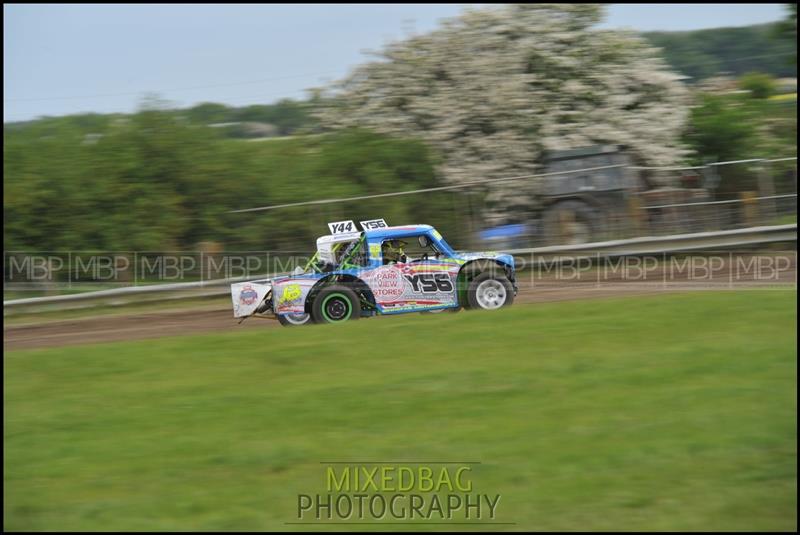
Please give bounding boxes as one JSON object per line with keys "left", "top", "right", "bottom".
{"left": 222, "top": 156, "right": 798, "bottom": 252}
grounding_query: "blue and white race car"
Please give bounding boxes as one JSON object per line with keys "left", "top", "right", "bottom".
{"left": 231, "top": 219, "right": 517, "bottom": 326}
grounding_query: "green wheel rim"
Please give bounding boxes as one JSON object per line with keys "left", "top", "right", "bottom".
{"left": 321, "top": 293, "right": 352, "bottom": 322}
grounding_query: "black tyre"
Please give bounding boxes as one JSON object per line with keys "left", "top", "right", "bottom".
{"left": 541, "top": 200, "right": 602, "bottom": 245}
{"left": 311, "top": 286, "right": 361, "bottom": 324}
{"left": 277, "top": 313, "right": 312, "bottom": 327}
{"left": 467, "top": 271, "right": 515, "bottom": 310}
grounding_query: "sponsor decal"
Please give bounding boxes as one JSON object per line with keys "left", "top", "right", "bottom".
{"left": 364, "top": 263, "right": 459, "bottom": 307}
{"left": 370, "top": 267, "right": 404, "bottom": 299}
{"left": 401, "top": 264, "right": 454, "bottom": 272}
{"left": 279, "top": 283, "right": 303, "bottom": 305}
{"left": 239, "top": 284, "right": 259, "bottom": 305}
{"left": 384, "top": 300, "right": 442, "bottom": 307}
{"left": 381, "top": 301, "right": 448, "bottom": 312}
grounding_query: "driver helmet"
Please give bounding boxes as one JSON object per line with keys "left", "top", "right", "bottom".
{"left": 382, "top": 239, "right": 407, "bottom": 262}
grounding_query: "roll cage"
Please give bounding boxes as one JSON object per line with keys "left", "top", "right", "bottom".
{"left": 304, "top": 233, "right": 367, "bottom": 274}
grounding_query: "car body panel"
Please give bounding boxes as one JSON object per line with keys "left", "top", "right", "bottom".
{"left": 360, "top": 261, "right": 461, "bottom": 313}
{"left": 272, "top": 276, "right": 318, "bottom": 315}
{"left": 231, "top": 281, "right": 272, "bottom": 318}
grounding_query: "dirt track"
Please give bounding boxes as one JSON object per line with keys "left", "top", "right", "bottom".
{"left": 5, "top": 264, "right": 796, "bottom": 351}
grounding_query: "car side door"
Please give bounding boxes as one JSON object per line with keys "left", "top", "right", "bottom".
{"left": 380, "top": 233, "right": 459, "bottom": 312}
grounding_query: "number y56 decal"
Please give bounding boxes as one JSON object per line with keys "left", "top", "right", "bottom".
{"left": 404, "top": 273, "right": 454, "bottom": 293}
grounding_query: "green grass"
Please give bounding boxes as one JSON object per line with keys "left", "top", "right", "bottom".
{"left": 4, "top": 291, "right": 797, "bottom": 531}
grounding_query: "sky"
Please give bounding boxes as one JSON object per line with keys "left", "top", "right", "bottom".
{"left": 3, "top": 3, "right": 791, "bottom": 122}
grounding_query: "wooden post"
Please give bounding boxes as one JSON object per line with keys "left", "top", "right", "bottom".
{"left": 756, "top": 161, "right": 777, "bottom": 225}
{"left": 628, "top": 194, "right": 644, "bottom": 237}
{"left": 740, "top": 191, "right": 758, "bottom": 227}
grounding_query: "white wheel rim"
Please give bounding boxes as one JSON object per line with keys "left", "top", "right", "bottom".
{"left": 475, "top": 279, "right": 507, "bottom": 310}
{"left": 284, "top": 313, "right": 310, "bottom": 325}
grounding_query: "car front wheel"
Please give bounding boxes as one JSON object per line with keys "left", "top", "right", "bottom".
{"left": 467, "top": 271, "right": 515, "bottom": 310}
{"left": 311, "top": 286, "right": 361, "bottom": 324}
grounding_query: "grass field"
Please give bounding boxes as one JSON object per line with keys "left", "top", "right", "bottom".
{"left": 4, "top": 291, "right": 797, "bottom": 531}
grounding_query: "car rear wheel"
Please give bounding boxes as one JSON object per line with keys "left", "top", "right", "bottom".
{"left": 312, "top": 286, "right": 361, "bottom": 324}
{"left": 277, "top": 313, "right": 312, "bottom": 327}
{"left": 467, "top": 271, "right": 515, "bottom": 310}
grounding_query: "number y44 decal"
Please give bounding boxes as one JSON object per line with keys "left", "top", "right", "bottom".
{"left": 327, "top": 220, "right": 356, "bottom": 234}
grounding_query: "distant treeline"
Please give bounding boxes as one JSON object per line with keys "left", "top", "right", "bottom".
{"left": 642, "top": 21, "right": 796, "bottom": 81}
{"left": 3, "top": 110, "right": 454, "bottom": 252}
{"left": 4, "top": 98, "right": 319, "bottom": 140}
{"left": 183, "top": 99, "right": 319, "bottom": 137}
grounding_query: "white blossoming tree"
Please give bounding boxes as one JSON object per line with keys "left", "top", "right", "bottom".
{"left": 316, "top": 3, "right": 691, "bottom": 207}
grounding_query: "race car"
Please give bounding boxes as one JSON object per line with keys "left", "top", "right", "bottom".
{"left": 230, "top": 219, "right": 517, "bottom": 326}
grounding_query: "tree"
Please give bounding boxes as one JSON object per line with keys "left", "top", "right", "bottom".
{"left": 681, "top": 93, "right": 763, "bottom": 195}
{"left": 739, "top": 72, "right": 777, "bottom": 99}
{"left": 683, "top": 94, "right": 757, "bottom": 163}
{"left": 645, "top": 22, "right": 797, "bottom": 81}
{"left": 234, "top": 99, "right": 316, "bottom": 136}
{"left": 3, "top": 111, "right": 443, "bottom": 253}
{"left": 773, "top": 4, "right": 796, "bottom": 64}
{"left": 316, "top": 3, "right": 692, "bottom": 194}
{"left": 186, "top": 102, "right": 232, "bottom": 124}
